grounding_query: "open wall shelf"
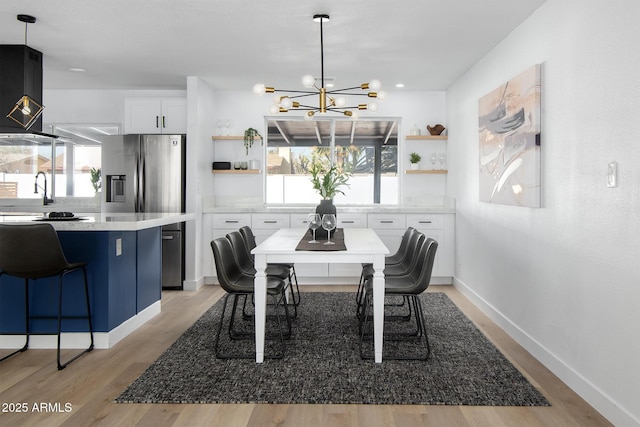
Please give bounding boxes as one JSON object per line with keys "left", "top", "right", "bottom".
{"left": 405, "top": 135, "right": 447, "bottom": 140}
{"left": 405, "top": 169, "right": 448, "bottom": 174}
{"left": 212, "top": 135, "right": 262, "bottom": 140}
{"left": 211, "top": 169, "right": 261, "bottom": 174}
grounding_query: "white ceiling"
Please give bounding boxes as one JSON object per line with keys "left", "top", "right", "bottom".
{"left": 0, "top": 0, "right": 546, "bottom": 91}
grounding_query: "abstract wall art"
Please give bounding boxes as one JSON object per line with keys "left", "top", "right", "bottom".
{"left": 479, "top": 64, "right": 541, "bottom": 207}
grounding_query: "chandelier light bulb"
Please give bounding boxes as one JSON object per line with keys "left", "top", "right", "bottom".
{"left": 268, "top": 104, "right": 280, "bottom": 115}
{"left": 368, "top": 79, "right": 382, "bottom": 92}
{"left": 253, "top": 83, "right": 266, "bottom": 95}
{"left": 302, "top": 74, "right": 316, "bottom": 88}
{"left": 335, "top": 96, "right": 347, "bottom": 108}
{"left": 367, "top": 101, "right": 379, "bottom": 112}
{"left": 350, "top": 110, "right": 360, "bottom": 120}
{"left": 280, "top": 97, "right": 294, "bottom": 110}
{"left": 304, "top": 111, "right": 315, "bottom": 120}
{"left": 376, "top": 90, "right": 387, "bottom": 101}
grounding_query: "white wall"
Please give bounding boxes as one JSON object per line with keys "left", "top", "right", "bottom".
{"left": 184, "top": 77, "right": 216, "bottom": 290}
{"left": 446, "top": 1, "right": 640, "bottom": 425}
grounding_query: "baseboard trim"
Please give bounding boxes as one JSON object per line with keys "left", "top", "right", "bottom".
{"left": 453, "top": 276, "right": 637, "bottom": 427}
{"left": 0, "top": 301, "right": 161, "bottom": 350}
{"left": 183, "top": 276, "right": 205, "bottom": 291}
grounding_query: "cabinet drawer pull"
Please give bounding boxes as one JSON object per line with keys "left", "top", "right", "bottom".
{"left": 162, "top": 116, "right": 166, "bottom": 128}
{"left": 380, "top": 220, "right": 394, "bottom": 224}
{"left": 419, "top": 220, "right": 433, "bottom": 224}
{"left": 263, "top": 220, "right": 278, "bottom": 224}
{"left": 341, "top": 220, "right": 355, "bottom": 224}
{"left": 224, "top": 220, "right": 239, "bottom": 223}
{"left": 156, "top": 116, "right": 159, "bottom": 128}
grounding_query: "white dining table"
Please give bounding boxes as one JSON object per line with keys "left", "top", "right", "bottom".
{"left": 252, "top": 228, "right": 389, "bottom": 363}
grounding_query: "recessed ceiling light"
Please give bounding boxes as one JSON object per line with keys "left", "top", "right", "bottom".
{"left": 69, "top": 67, "right": 86, "bottom": 72}
{"left": 395, "top": 83, "right": 405, "bottom": 88}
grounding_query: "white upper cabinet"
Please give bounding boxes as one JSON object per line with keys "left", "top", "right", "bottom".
{"left": 124, "top": 98, "right": 187, "bottom": 134}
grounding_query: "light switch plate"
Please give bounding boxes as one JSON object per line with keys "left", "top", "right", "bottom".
{"left": 607, "top": 161, "right": 617, "bottom": 188}
{"left": 116, "top": 238, "right": 122, "bottom": 256}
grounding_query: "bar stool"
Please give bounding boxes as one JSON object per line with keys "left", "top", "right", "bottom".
{"left": 0, "top": 224, "right": 94, "bottom": 370}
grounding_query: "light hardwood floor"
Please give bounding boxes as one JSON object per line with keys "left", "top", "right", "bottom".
{"left": 0, "top": 285, "right": 611, "bottom": 427}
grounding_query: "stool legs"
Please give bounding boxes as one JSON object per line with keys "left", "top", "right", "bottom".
{"left": 57, "top": 267, "right": 94, "bottom": 370}
{"left": 0, "top": 278, "right": 29, "bottom": 362}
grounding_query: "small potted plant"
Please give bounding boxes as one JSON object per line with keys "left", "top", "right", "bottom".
{"left": 90, "top": 167, "right": 101, "bottom": 193}
{"left": 310, "top": 163, "right": 350, "bottom": 237}
{"left": 409, "top": 152, "right": 421, "bottom": 170}
{"left": 243, "top": 128, "right": 262, "bottom": 155}
{"left": 310, "top": 163, "right": 350, "bottom": 201}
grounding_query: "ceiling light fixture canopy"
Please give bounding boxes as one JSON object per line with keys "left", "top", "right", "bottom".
{"left": 253, "top": 14, "right": 386, "bottom": 120}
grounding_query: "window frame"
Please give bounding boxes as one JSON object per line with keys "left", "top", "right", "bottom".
{"left": 263, "top": 116, "right": 400, "bottom": 205}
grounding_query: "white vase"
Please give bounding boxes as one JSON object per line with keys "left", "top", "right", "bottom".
{"left": 410, "top": 162, "right": 419, "bottom": 170}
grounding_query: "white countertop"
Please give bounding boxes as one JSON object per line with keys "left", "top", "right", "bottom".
{"left": 0, "top": 212, "right": 195, "bottom": 231}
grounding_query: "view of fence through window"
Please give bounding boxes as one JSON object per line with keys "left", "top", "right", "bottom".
{"left": 265, "top": 118, "right": 399, "bottom": 204}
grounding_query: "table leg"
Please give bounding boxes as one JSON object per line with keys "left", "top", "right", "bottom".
{"left": 372, "top": 253, "right": 385, "bottom": 363}
{"left": 254, "top": 253, "right": 267, "bottom": 363}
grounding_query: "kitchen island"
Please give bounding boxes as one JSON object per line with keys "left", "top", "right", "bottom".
{"left": 0, "top": 212, "right": 194, "bottom": 350}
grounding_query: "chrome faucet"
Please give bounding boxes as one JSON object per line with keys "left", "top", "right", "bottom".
{"left": 34, "top": 172, "right": 54, "bottom": 205}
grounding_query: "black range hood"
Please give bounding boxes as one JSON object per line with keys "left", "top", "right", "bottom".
{"left": 0, "top": 44, "right": 57, "bottom": 143}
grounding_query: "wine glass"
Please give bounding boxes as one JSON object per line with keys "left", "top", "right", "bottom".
{"left": 216, "top": 120, "right": 224, "bottom": 136}
{"left": 308, "top": 213, "right": 321, "bottom": 243}
{"left": 224, "top": 120, "right": 232, "bottom": 136}
{"left": 430, "top": 153, "right": 438, "bottom": 170}
{"left": 438, "top": 153, "right": 447, "bottom": 170}
{"left": 321, "top": 214, "right": 337, "bottom": 245}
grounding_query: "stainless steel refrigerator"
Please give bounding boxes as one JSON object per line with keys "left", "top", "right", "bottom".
{"left": 102, "top": 134, "right": 186, "bottom": 289}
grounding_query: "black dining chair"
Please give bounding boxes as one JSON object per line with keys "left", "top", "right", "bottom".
{"left": 356, "top": 227, "right": 418, "bottom": 307}
{"left": 0, "top": 223, "right": 94, "bottom": 370}
{"left": 239, "top": 225, "right": 301, "bottom": 306}
{"left": 359, "top": 237, "right": 438, "bottom": 360}
{"left": 211, "top": 237, "right": 292, "bottom": 359}
{"left": 226, "top": 231, "right": 296, "bottom": 318}
{"left": 356, "top": 229, "right": 425, "bottom": 318}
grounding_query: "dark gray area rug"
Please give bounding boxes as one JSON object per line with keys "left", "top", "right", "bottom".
{"left": 116, "top": 292, "right": 549, "bottom": 406}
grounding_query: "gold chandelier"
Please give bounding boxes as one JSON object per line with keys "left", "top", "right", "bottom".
{"left": 253, "top": 14, "right": 386, "bottom": 120}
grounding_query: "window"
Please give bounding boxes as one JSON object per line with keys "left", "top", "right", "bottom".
{"left": 0, "top": 124, "right": 116, "bottom": 200}
{"left": 0, "top": 142, "right": 48, "bottom": 199}
{"left": 265, "top": 118, "right": 399, "bottom": 204}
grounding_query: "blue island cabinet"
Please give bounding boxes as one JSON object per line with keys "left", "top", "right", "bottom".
{"left": 0, "top": 227, "right": 162, "bottom": 334}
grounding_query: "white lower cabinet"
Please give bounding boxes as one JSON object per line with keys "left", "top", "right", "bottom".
{"left": 251, "top": 213, "right": 289, "bottom": 244}
{"left": 208, "top": 214, "right": 252, "bottom": 280}
{"left": 406, "top": 214, "right": 454, "bottom": 279}
{"left": 206, "top": 211, "right": 454, "bottom": 284}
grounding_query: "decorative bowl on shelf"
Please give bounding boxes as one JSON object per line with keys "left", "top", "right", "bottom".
{"left": 427, "top": 124, "right": 446, "bottom": 135}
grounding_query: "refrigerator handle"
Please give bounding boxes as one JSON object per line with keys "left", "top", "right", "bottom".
{"left": 136, "top": 149, "right": 145, "bottom": 212}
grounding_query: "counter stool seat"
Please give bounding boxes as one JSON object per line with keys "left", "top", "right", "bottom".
{"left": 0, "top": 223, "right": 94, "bottom": 370}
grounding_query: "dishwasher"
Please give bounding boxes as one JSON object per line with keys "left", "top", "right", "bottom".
{"left": 161, "top": 222, "right": 184, "bottom": 289}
